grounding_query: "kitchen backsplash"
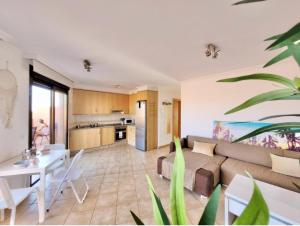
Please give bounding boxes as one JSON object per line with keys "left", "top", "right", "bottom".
{"left": 70, "top": 113, "right": 133, "bottom": 127}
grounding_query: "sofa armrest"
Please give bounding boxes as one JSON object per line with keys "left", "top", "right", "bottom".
{"left": 157, "top": 156, "right": 167, "bottom": 175}
{"left": 169, "top": 138, "right": 188, "bottom": 153}
{"left": 194, "top": 168, "right": 214, "bottom": 197}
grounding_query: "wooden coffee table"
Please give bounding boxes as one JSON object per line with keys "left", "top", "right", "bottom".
{"left": 225, "top": 174, "right": 300, "bottom": 225}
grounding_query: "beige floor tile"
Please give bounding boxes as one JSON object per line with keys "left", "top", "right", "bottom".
{"left": 64, "top": 210, "right": 93, "bottom": 225}
{"left": 72, "top": 197, "right": 97, "bottom": 212}
{"left": 14, "top": 144, "right": 225, "bottom": 225}
{"left": 187, "top": 207, "right": 204, "bottom": 224}
{"left": 96, "top": 192, "right": 118, "bottom": 207}
{"left": 47, "top": 199, "right": 75, "bottom": 216}
{"left": 90, "top": 206, "right": 117, "bottom": 225}
{"left": 118, "top": 182, "right": 135, "bottom": 192}
{"left": 116, "top": 201, "right": 139, "bottom": 225}
{"left": 137, "top": 200, "right": 153, "bottom": 218}
{"left": 15, "top": 204, "right": 39, "bottom": 225}
{"left": 117, "top": 190, "right": 137, "bottom": 204}
{"left": 99, "top": 182, "right": 118, "bottom": 194}
{"left": 43, "top": 213, "right": 68, "bottom": 225}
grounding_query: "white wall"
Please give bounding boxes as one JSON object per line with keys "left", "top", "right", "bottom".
{"left": 181, "top": 59, "right": 299, "bottom": 138}
{"left": 0, "top": 41, "right": 29, "bottom": 162}
{"left": 157, "top": 85, "right": 181, "bottom": 146}
{"left": 0, "top": 41, "right": 30, "bottom": 187}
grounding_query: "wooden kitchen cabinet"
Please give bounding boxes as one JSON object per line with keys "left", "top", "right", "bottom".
{"left": 69, "top": 128, "right": 101, "bottom": 151}
{"left": 146, "top": 90, "right": 158, "bottom": 150}
{"left": 129, "top": 90, "right": 158, "bottom": 150}
{"left": 101, "top": 127, "right": 115, "bottom": 145}
{"left": 97, "top": 92, "right": 112, "bottom": 114}
{"left": 111, "top": 93, "right": 129, "bottom": 114}
{"left": 73, "top": 89, "right": 129, "bottom": 115}
{"left": 127, "top": 125, "right": 136, "bottom": 146}
{"left": 129, "top": 93, "right": 137, "bottom": 115}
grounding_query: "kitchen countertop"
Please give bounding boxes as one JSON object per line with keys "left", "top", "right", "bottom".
{"left": 69, "top": 123, "right": 135, "bottom": 130}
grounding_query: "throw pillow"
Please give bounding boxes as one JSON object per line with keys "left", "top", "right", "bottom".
{"left": 192, "top": 141, "right": 216, "bottom": 157}
{"left": 270, "top": 153, "right": 300, "bottom": 178}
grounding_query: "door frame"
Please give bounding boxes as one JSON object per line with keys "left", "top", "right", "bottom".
{"left": 29, "top": 65, "right": 70, "bottom": 149}
{"left": 172, "top": 98, "right": 181, "bottom": 140}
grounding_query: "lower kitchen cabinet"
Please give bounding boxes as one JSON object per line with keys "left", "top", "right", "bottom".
{"left": 69, "top": 128, "right": 101, "bottom": 151}
{"left": 101, "top": 127, "right": 115, "bottom": 145}
{"left": 127, "top": 125, "right": 136, "bottom": 146}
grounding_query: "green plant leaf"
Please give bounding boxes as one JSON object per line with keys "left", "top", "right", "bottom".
{"left": 273, "top": 93, "right": 300, "bottom": 100}
{"left": 264, "top": 33, "right": 283, "bottom": 41}
{"left": 146, "top": 175, "right": 170, "bottom": 225}
{"left": 198, "top": 184, "right": 221, "bottom": 225}
{"left": 266, "top": 22, "right": 300, "bottom": 50}
{"left": 130, "top": 211, "right": 145, "bottom": 225}
{"left": 259, "top": 114, "right": 300, "bottom": 121}
{"left": 217, "top": 74, "right": 297, "bottom": 90}
{"left": 294, "top": 77, "right": 300, "bottom": 89}
{"left": 234, "top": 175, "right": 269, "bottom": 225}
{"left": 233, "top": 122, "right": 300, "bottom": 143}
{"left": 263, "top": 48, "right": 291, "bottom": 68}
{"left": 225, "top": 89, "right": 295, "bottom": 114}
{"left": 170, "top": 138, "right": 188, "bottom": 225}
{"left": 233, "top": 0, "right": 266, "bottom": 5}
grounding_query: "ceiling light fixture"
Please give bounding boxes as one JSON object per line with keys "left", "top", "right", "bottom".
{"left": 205, "top": 44, "right": 220, "bottom": 59}
{"left": 83, "top": 59, "right": 92, "bottom": 72}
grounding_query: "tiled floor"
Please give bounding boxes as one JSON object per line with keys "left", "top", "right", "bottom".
{"left": 2, "top": 144, "right": 225, "bottom": 225}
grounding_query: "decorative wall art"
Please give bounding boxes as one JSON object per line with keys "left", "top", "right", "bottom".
{"left": 213, "top": 121, "right": 300, "bottom": 152}
{"left": 0, "top": 62, "right": 17, "bottom": 128}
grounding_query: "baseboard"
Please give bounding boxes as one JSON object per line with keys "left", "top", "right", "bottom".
{"left": 158, "top": 144, "right": 169, "bottom": 149}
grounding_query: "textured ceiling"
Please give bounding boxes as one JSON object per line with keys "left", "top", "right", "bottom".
{"left": 0, "top": 0, "right": 299, "bottom": 90}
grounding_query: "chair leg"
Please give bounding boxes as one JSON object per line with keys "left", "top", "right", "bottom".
{"left": 9, "top": 208, "right": 16, "bottom": 225}
{"left": 70, "top": 178, "right": 89, "bottom": 204}
{"left": 47, "top": 180, "right": 65, "bottom": 211}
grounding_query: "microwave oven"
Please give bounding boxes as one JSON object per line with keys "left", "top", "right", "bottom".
{"left": 124, "top": 119, "right": 134, "bottom": 124}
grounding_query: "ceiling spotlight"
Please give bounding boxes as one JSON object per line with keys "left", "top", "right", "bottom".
{"left": 205, "top": 44, "right": 220, "bottom": 59}
{"left": 83, "top": 59, "right": 92, "bottom": 72}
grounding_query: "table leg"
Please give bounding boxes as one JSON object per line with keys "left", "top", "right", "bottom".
{"left": 38, "top": 169, "right": 46, "bottom": 223}
{"left": 225, "top": 196, "right": 235, "bottom": 225}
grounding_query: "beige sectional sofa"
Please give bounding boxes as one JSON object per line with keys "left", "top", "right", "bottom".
{"left": 157, "top": 135, "right": 300, "bottom": 196}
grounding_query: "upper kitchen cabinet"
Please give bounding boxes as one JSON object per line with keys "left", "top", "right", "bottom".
{"left": 97, "top": 92, "right": 112, "bottom": 114}
{"left": 72, "top": 88, "right": 129, "bottom": 115}
{"left": 111, "top": 93, "right": 129, "bottom": 114}
{"left": 73, "top": 89, "right": 98, "bottom": 115}
{"left": 129, "top": 93, "right": 137, "bottom": 115}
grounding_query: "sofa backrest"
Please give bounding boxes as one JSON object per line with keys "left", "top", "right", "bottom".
{"left": 215, "top": 140, "right": 284, "bottom": 168}
{"left": 186, "top": 136, "right": 218, "bottom": 149}
{"left": 185, "top": 135, "right": 297, "bottom": 168}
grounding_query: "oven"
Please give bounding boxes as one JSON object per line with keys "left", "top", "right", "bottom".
{"left": 115, "top": 125, "right": 127, "bottom": 141}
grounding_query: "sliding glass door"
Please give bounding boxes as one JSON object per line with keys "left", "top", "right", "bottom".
{"left": 31, "top": 85, "right": 51, "bottom": 149}
{"left": 54, "top": 90, "right": 68, "bottom": 144}
{"left": 29, "top": 66, "right": 69, "bottom": 150}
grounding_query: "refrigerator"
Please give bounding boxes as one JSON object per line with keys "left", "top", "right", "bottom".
{"left": 135, "top": 100, "right": 147, "bottom": 151}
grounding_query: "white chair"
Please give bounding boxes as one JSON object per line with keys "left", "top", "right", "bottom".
{"left": 0, "top": 178, "right": 38, "bottom": 225}
{"left": 47, "top": 150, "right": 89, "bottom": 211}
{"left": 43, "top": 144, "right": 70, "bottom": 174}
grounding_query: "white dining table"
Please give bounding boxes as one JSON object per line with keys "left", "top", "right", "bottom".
{"left": 0, "top": 149, "right": 69, "bottom": 223}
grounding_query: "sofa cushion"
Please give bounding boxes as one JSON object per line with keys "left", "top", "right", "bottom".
{"left": 161, "top": 151, "right": 226, "bottom": 191}
{"left": 270, "top": 154, "right": 300, "bottom": 178}
{"left": 221, "top": 158, "right": 300, "bottom": 193}
{"left": 215, "top": 140, "right": 283, "bottom": 168}
{"left": 187, "top": 136, "right": 217, "bottom": 149}
{"left": 192, "top": 141, "right": 216, "bottom": 156}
